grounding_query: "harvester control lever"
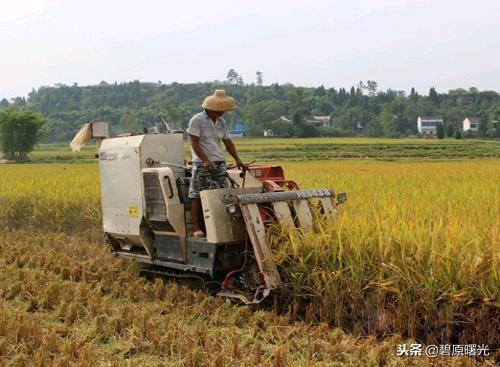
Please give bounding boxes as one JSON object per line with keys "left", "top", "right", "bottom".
{"left": 164, "top": 176, "right": 174, "bottom": 199}
{"left": 239, "top": 166, "right": 247, "bottom": 188}
{"left": 146, "top": 158, "right": 190, "bottom": 171}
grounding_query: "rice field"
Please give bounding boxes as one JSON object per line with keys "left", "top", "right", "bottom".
{"left": 32, "top": 137, "right": 500, "bottom": 163}
{"left": 0, "top": 155, "right": 499, "bottom": 365}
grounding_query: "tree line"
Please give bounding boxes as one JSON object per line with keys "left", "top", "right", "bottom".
{"left": 1, "top": 72, "right": 500, "bottom": 142}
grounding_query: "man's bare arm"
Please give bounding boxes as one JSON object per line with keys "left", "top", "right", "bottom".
{"left": 189, "top": 134, "right": 214, "bottom": 170}
{"left": 223, "top": 138, "right": 245, "bottom": 169}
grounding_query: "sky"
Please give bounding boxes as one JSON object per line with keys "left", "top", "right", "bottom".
{"left": 1, "top": 0, "right": 499, "bottom": 99}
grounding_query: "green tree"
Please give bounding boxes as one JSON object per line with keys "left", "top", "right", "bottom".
{"left": 270, "top": 119, "right": 293, "bottom": 137}
{"left": 488, "top": 106, "right": 500, "bottom": 138}
{"left": 293, "top": 122, "right": 318, "bottom": 138}
{"left": 455, "top": 130, "right": 463, "bottom": 139}
{"left": 380, "top": 103, "right": 398, "bottom": 137}
{"left": 9, "top": 80, "right": 500, "bottom": 142}
{"left": 242, "top": 98, "right": 284, "bottom": 137}
{"left": 0, "top": 108, "right": 47, "bottom": 160}
{"left": 292, "top": 111, "right": 302, "bottom": 125}
{"left": 256, "top": 71, "right": 263, "bottom": 86}
{"left": 429, "top": 87, "right": 439, "bottom": 104}
{"left": 359, "top": 80, "right": 378, "bottom": 97}
{"left": 226, "top": 69, "right": 243, "bottom": 85}
{"left": 366, "top": 80, "right": 378, "bottom": 97}
{"left": 478, "top": 112, "right": 488, "bottom": 138}
{"left": 446, "top": 124, "right": 454, "bottom": 137}
{"left": 287, "top": 88, "right": 308, "bottom": 121}
{"left": 314, "top": 85, "right": 326, "bottom": 97}
{"left": 436, "top": 122, "right": 445, "bottom": 139}
{"left": 119, "top": 112, "right": 141, "bottom": 133}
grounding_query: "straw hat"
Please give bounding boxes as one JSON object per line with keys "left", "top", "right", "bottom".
{"left": 202, "top": 90, "right": 236, "bottom": 112}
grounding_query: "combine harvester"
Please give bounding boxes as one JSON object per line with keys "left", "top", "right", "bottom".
{"left": 71, "top": 122, "right": 346, "bottom": 304}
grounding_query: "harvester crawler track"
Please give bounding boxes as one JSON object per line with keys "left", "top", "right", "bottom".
{"left": 139, "top": 265, "right": 220, "bottom": 294}
{"left": 139, "top": 265, "right": 266, "bottom": 303}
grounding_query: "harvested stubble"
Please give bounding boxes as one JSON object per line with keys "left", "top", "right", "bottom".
{"left": 0, "top": 160, "right": 498, "bottom": 366}
{"left": 0, "top": 230, "right": 493, "bottom": 366}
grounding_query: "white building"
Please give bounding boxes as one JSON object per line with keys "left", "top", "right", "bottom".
{"left": 417, "top": 116, "right": 444, "bottom": 135}
{"left": 462, "top": 117, "right": 480, "bottom": 132}
{"left": 278, "top": 116, "right": 292, "bottom": 123}
{"left": 280, "top": 115, "right": 331, "bottom": 128}
{"left": 304, "top": 115, "right": 331, "bottom": 128}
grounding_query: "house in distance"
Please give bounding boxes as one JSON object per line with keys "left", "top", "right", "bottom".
{"left": 417, "top": 116, "right": 444, "bottom": 135}
{"left": 230, "top": 121, "right": 246, "bottom": 138}
{"left": 462, "top": 117, "right": 480, "bottom": 132}
{"left": 279, "top": 115, "right": 331, "bottom": 128}
{"left": 303, "top": 116, "right": 331, "bottom": 128}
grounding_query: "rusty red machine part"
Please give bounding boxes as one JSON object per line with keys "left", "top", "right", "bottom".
{"left": 227, "top": 164, "right": 300, "bottom": 192}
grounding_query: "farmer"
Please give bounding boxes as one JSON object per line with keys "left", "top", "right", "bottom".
{"left": 187, "top": 90, "right": 246, "bottom": 238}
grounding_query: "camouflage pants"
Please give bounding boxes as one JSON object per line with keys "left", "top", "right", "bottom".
{"left": 188, "top": 161, "right": 229, "bottom": 199}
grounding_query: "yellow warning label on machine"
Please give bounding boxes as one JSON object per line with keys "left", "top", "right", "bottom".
{"left": 128, "top": 206, "right": 139, "bottom": 218}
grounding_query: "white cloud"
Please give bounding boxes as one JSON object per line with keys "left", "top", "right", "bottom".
{"left": 0, "top": 0, "right": 60, "bottom": 24}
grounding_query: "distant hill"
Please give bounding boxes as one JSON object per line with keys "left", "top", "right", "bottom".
{"left": 2, "top": 81, "right": 499, "bottom": 142}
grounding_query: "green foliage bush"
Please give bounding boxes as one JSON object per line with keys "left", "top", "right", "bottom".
{"left": 0, "top": 108, "right": 47, "bottom": 160}
{"left": 436, "top": 122, "right": 445, "bottom": 139}
{"left": 446, "top": 124, "right": 454, "bottom": 137}
{"left": 293, "top": 123, "right": 318, "bottom": 138}
{"left": 269, "top": 119, "right": 293, "bottom": 138}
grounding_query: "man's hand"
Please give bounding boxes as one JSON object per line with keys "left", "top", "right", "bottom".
{"left": 223, "top": 138, "right": 246, "bottom": 171}
{"left": 204, "top": 160, "right": 215, "bottom": 171}
{"left": 236, "top": 159, "right": 247, "bottom": 171}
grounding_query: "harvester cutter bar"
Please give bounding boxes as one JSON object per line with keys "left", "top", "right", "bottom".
{"left": 238, "top": 188, "right": 337, "bottom": 233}
{"left": 236, "top": 188, "right": 334, "bottom": 205}
{"left": 230, "top": 188, "right": 337, "bottom": 304}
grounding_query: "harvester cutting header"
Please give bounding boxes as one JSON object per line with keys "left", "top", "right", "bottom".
{"left": 71, "top": 90, "right": 345, "bottom": 304}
